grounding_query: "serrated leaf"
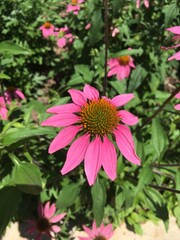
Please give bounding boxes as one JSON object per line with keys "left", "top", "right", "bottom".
{"left": 0, "top": 41, "right": 31, "bottom": 55}
{"left": 56, "top": 183, "right": 80, "bottom": 209}
{"left": 0, "top": 187, "right": 21, "bottom": 235}
{"left": 91, "top": 179, "right": 106, "bottom": 226}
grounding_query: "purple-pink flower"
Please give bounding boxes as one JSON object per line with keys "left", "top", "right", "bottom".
{"left": 27, "top": 201, "right": 66, "bottom": 240}
{"left": 165, "top": 26, "right": 180, "bottom": 61}
{"left": 39, "top": 22, "right": 55, "bottom": 38}
{"left": 108, "top": 55, "right": 135, "bottom": 81}
{"left": 174, "top": 92, "right": 180, "bottom": 110}
{"left": 110, "top": 27, "right": 120, "bottom": 37}
{"left": 5, "top": 87, "right": 25, "bottom": 104}
{"left": 66, "top": 0, "right": 84, "bottom": 15}
{"left": 41, "top": 84, "right": 141, "bottom": 186}
{"left": 56, "top": 27, "right": 74, "bottom": 48}
{"left": 0, "top": 96, "right": 8, "bottom": 120}
{"left": 79, "top": 221, "right": 114, "bottom": 240}
{"left": 136, "top": 0, "right": 149, "bottom": 8}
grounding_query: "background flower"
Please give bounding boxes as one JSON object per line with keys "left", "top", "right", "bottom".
{"left": 39, "top": 22, "right": 55, "bottom": 38}
{"left": 136, "top": 0, "right": 149, "bottom": 8}
{"left": 174, "top": 92, "right": 180, "bottom": 110}
{"left": 0, "top": 96, "right": 8, "bottom": 120}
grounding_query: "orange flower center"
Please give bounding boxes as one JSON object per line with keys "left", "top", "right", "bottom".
{"left": 36, "top": 217, "right": 51, "bottom": 233}
{"left": 43, "top": 22, "right": 52, "bottom": 29}
{"left": 6, "top": 86, "right": 16, "bottom": 92}
{"left": 118, "top": 55, "right": 130, "bottom": 66}
{"left": 71, "top": 0, "right": 78, "bottom": 4}
{"left": 94, "top": 235, "right": 107, "bottom": 240}
{"left": 80, "top": 98, "right": 120, "bottom": 137}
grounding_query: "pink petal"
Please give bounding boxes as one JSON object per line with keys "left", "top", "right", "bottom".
{"left": 111, "top": 93, "right": 134, "bottom": 107}
{"left": 101, "top": 136, "right": 117, "bottom": 181}
{"left": 0, "top": 107, "right": 8, "bottom": 120}
{"left": 41, "top": 113, "right": 80, "bottom": 127}
{"left": 44, "top": 202, "right": 56, "bottom": 219}
{"left": 51, "top": 225, "right": 61, "bottom": 233}
{"left": 175, "top": 92, "right": 180, "bottom": 99}
{"left": 15, "top": 89, "right": 25, "bottom": 99}
{"left": 84, "top": 137, "right": 103, "bottom": 186}
{"left": 61, "top": 134, "right": 90, "bottom": 174}
{"left": 119, "top": 110, "right": 139, "bottom": 126}
{"left": 50, "top": 213, "right": 66, "bottom": 223}
{"left": 114, "top": 125, "right": 141, "bottom": 165}
{"left": 168, "top": 51, "right": 180, "bottom": 61}
{"left": 57, "top": 37, "right": 66, "bottom": 48}
{"left": 47, "top": 103, "right": 81, "bottom": 114}
{"left": 49, "top": 125, "right": 81, "bottom": 154}
{"left": 167, "top": 26, "right": 180, "bottom": 35}
{"left": 83, "top": 225, "right": 95, "bottom": 238}
{"left": 83, "top": 84, "right": 99, "bottom": 100}
{"left": 79, "top": 238, "right": 90, "bottom": 240}
{"left": 103, "top": 224, "right": 114, "bottom": 238}
{"left": 144, "top": 0, "right": 149, "bottom": 8}
{"left": 136, "top": 0, "right": 140, "bottom": 8}
{"left": 68, "top": 89, "right": 87, "bottom": 106}
{"left": 174, "top": 104, "right": 180, "bottom": 110}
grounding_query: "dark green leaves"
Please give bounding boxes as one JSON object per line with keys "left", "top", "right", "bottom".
{"left": 128, "top": 65, "right": 147, "bottom": 92}
{"left": 0, "top": 41, "right": 31, "bottom": 55}
{"left": 91, "top": 179, "right": 106, "bottom": 226}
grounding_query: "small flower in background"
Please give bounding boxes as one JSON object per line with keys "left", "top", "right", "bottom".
{"left": 41, "top": 84, "right": 140, "bottom": 186}
{"left": 136, "top": 0, "right": 149, "bottom": 8}
{"left": 85, "top": 23, "right": 91, "bottom": 30}
{"left": 39, "top": 22, "right": 55, "bottom": 38}
{"left": 5, "top": 86, "right": 25, "bottom": 104}
{"left": 161, "top": 26, "right": 180, "bottom": 61}
{"left": 56, "top": 27, "right": 74, "bottom": 48}
{"left": 79, "top": 221, "right": 114, "bottom": 240}
{"left": 107, "top": 54, "right": 135, "bottom": 81}
{"left": 174, "top": 92, "right": 180, "bottom": 110}
{"left": 66, "top": 0, "right": 84, "bottom": 15}
{"left": 27, "top": 201, "right": 66, "bottom": 240}
{"left": 0, "top": 96, "right": 8, "bottom": 120}
{"left": 110, "top": 27, "right": 120, "bottom": 37}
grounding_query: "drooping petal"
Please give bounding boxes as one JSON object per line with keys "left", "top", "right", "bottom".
{"left": 50, "top": 213, "right": 66, "bottom": 223}
{"left": 47, "top": 103, "right": 80, "bottom": 114}
{"left": 119, "top": 110, "right": 139, "bottom": 126}
{"left": 101, "top": 136, "right": 117, "bottom": 181}
{"left": 51, "top": 225, "right": 61, "bottom": 233}
{"left": 44, "top": 202, "right": 56, "bottom": 219}
{"left": 15, "top": 89, "right": 25, "bottom": 99}
{"left": 41, "top": 113, "right": 80, "bottom": 127}
{"left": 68, "top": 89, "right": 87, "bottom": 106}
{"left": 167, "top": 26, "right": 180, "bottom": 35}
{"left": 48, "top": 125, "right": 81, "bottom": 154}
{"left": 83, "top": 84, "right": 99, "bottom": 100}
{"left": 168, "top": 51, "right": 180, "bottom": 61}
{"left": 144, "top": 0, "right": 149, "bottom": 8}
{"left": 174, "top": 104, "right": 180, "bottom": 110}
{"left": 111, "top": 93, "right": 134, "bottom": 107}
{"left": 84, "top": 137, "right": 103, "bottom": 186}
{"left": 114, "top": 125, "right": 141, "bottom": 165}
{"left": 175, "top": 92, "right": 180, "bottom": 99}
{"left": 61, "top": 134, "right": 90, "bottom": 175}
{"left": 136, "top": 0, "right": 140, "bottom": 8}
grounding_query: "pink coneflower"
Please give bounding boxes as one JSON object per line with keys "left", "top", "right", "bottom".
{"left": 174, "top": 92, "right": 180, "bottom": 110}
{"left": 110, "top": 27, "right": 120, "bottom": 37}
{"left": 0, "top": 96, "right": 8, "bottom": 120}
{"left": 39, "top": 22, "right": 55, "bottom": 38}
{"left": 5, "top": 87, "right": 25, "bottom": 104}
{"left": 108, "top": 55, "right": 135, "bottom": 81}
{"left": 136, "top": 0, "right": 149, "bottom": 8}
{"left": 41, "top": 84, "right": 140, "bottom": 185}
{"left": 79, "top": 221, "right": 114, "bottom": 240}
{"left": 66, "top": 0, "right": 84, "bottom": 15}
{"left": 85, "top": 23, "right": 91, "bottom": 30}
{"left": 56, "top": 27, "right": 74, "bottom": 48}
{"left": 27, "top": 201, "right": 66, "bottom": 240}
{"left": 161, "top": 26, "right": 180, "bottom": 61}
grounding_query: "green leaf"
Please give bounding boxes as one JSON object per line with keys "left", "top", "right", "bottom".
{"left": 152, "top": 118, "right": 169, "bottom": 156}
{"left": 0, "top": 72, "right": 11, "bottom": 80}
{"left": 162, "top": 4, "right": 179, "bottom": 28}
{"left": 0, "top": 187, "right": 21, "bottom": 235}
{"left": 109, "top": 80, "right": 126, "bottom": 94}
{"left": 12, "top": 161, "right": 42, "bottom": 195}
{"left": 111, "top": 48, "right": 143, "bottom": 58}
{"left": 74, "top": 64, "right": 93, "bottom": 83}
{"left": 1, "top": 127, "right": 55, "bottom": 147}
{"left": 56, "top": 183, "right": 81, "bottom": 209}
{"left": 0, "top": 41, "right": 31, "bottom": 55}
{"left": 91, "top": 179, "right": 106, "bottom": 226}
{"left": 89, "top": 9, "right": 103, "bottom": 45}
{"left": 128, "top": 65, "right": 147, "bottom": 92}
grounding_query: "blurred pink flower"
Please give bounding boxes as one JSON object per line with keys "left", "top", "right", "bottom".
{"left": 85, "top": 23, "right": 91, "bottom": 30}
{"left": 41, "top": 84, "right": 140, "bottom": 186}
{"left": 0, "top": 96, "right": 8, "bottom": 120}
{"left": 56, "top": 27, "right": 74, "bottom": 48}
{"left": 111, "top": 27, "right": 120, "bottom": 37}
{"left": 66, "top": 0, "right": 84, "bottom": 15}
{"left": 174, "top": 92, "right": 180, "bottom": 110}
{"left": 79, "top": 221, "right": 114, "bottom": 240}
{"left": 161, "top": 26, "right": 180, "bottom": 61}
{"left": 136, "top": 0, "right": 149, "bottom": 8}
{"left": 27, "top": 201, "right": 66, "bottom": 240}
{"left": 39, "top": 22, "right": 55, "bottom": 38}
{"left": 108, "top": 55, "right": 135, "bottom": 81}
{"left": 5, "top": 87, "right": 25, "bottom": 104}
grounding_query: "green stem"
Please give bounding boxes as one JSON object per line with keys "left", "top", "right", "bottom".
{"left": 103, "top": 0, "right": 108, "bottom": 96}
{"left": 8, "top": 153, "right": 20, "bottom": 165}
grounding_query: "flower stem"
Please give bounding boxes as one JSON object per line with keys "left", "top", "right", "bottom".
{"left": 103, "top": 0, "right": 108, "bottom": 96}
{"left": 140, "top": 86, "right": 180, "bottom": 129}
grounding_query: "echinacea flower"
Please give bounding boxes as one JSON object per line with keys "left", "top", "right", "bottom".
{"left": 79, "top": 221, "right": 114, "bottom": 240}
{"left": 136, "top": 0, "right": 149, "bottom": 8}
{"left": 108, "top": 55, "right": 135, "bottom": 81}
{"left": 39, "top": 22, "right": 55, "bottom": 38}
{"left": 162, "top": 26, "right": 180, "bottom": 61}
{"left": 174, "top": 92, "right": 180, "bottom": 110}
{"left": 66, "top": 0, "right": 84, "bottom": 15}
{"left": 5, "top": 86, "right": 25, "bottom": 104}
{"left": 56, "top": 27, "right": 74, "bottom": 48}
{"left": 41, "top": 84, "right": 141, "bottom": 185}
{"left": 27, "top": 201, "right": 66, "bottom": 240}
{"left": 0, "top": 96, "right": 8, "bottom": 120}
